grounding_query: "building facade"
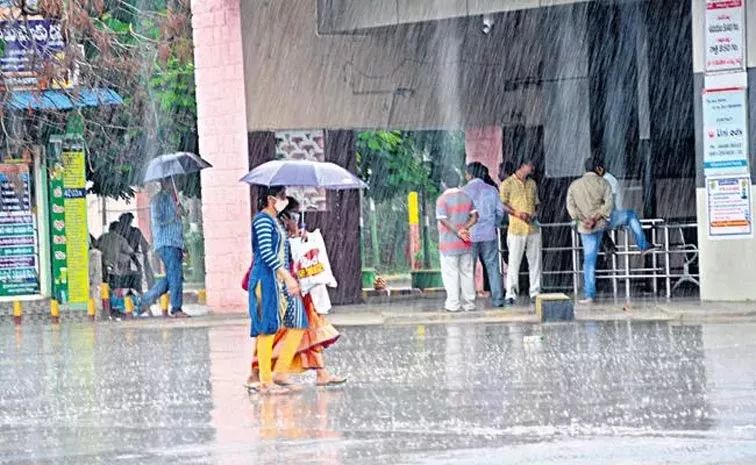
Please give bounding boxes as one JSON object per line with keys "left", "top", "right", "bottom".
{"left": 193, "top": 0, "right": 756, "bottom": 311}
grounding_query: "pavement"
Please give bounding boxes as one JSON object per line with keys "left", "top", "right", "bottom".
{"left": 5, "top": 296, "right": 756, "bottom": 328}
{"left": 1, "top": 317, "right": 755, "bottom": 464}
{"left": 323, "top": 297, "right": 756, "bottom": 326}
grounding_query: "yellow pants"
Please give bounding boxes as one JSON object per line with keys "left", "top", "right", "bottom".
{"left": 256, "top": 329, "right": 305, "bottom": 385}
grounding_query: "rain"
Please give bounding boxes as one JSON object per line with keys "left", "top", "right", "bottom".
{"left": 0, "top": 0, "right": 755, "bottom": 464}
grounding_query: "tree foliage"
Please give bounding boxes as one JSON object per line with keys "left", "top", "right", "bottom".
{"left": 357, "top": 130, "right": 436, "bottom": 203}
{"left": 356, "top": 130, "right": 466, "bottom": 203}
{"left": 0, "top": 0, "right": 197, "bottom": 200}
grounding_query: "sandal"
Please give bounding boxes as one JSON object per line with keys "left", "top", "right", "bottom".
{"left": 257, "top": 384, "right": 292, "bottom": 395}
{"left": 316, "top": 376, "right": 347, "bottom": 387}
{"left": 273, "top": 375, "right": 293, "bottom": 386}
{"left": 247, "top": 382, "right": 296, "bottom": 395}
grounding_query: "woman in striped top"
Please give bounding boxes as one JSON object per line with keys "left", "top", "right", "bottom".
{"left": 248, "top": 186, "right": 308, "bottom": 394}
{"left": 246, "top": 197, "right": 345, "bottom": 388}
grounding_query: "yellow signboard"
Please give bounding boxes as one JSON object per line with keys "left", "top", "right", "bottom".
{"left": 60, "top": 149, "right": 89, "bottom": 304}
{"left": 408, "top": 192, "right": 420, "bottom": 226}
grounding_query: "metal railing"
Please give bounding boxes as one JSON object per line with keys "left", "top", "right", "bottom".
{"left": 498, "top": 219, "right": 700, "bottom": 301}
{"left": 497, "top": 221, "right": 576, "bottom": 292}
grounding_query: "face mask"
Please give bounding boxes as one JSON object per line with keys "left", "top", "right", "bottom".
{"left": 290, "top": 213, "right": 301, "bottom": 224}
{"left": 274, "top": 198, "right": 289, "bottom": 213}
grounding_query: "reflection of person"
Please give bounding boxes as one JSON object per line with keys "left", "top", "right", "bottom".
{"left": 567, "top": 157, "right": 614, "bottom": 304}
{"left": 436, "top": 170, "right": 478, "bottom": 313}
{"left": 247, "top": 187, "right": 307, "bottom": 395}
{"left": 464, "top": 162, "right": 505, "bottom": 308}
{"left": 247, "top": 197, "right": 346, "bottom": 388}
{"left": 499, "top": 160, "right": 542, "bottom": 305}
{"left": 257, "top": 391, "right": 344, "bottom": 446}
{"left": 115, "top": 212, "right": 154, "bottom": 291}
{"left": 141, "top": 178, "right": 189, "bottom": 318}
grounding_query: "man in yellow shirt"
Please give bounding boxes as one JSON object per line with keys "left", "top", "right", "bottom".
{"left": 499, "top": 160, "right": 542, "bottom": 305}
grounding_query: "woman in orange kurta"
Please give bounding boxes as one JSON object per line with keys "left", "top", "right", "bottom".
{"left": 245, "top": 197, "right": 346, "bottom": 388}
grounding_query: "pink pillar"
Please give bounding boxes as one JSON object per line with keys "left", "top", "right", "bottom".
{"left": 192, "top": 0, "right": 250, "bottom": 312}
{"left": 465, "top": 127, "right": 503, "bottom": 182}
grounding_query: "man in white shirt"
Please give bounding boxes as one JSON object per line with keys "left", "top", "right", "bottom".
{"left": 595, "top": 159, "right": 653, "bottom": 257}
{"left": 599, "top": 170, "right": 621, "bottom": 256}
{"left": 602, "top": 171, "right": 623, "bottom": 210}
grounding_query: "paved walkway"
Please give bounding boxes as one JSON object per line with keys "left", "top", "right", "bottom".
{"left": 309, "top": 298, "right": 756, "bottom": 326}
{"left": 5, "top": 296, "right": 756, "bottom": 328}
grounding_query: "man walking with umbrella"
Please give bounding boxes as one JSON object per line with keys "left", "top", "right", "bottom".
{"left": 140, "top": 152, "right": 211, "bottom": 317}
{"left": 141, "top": 178, "right": 189, "bottom": 318}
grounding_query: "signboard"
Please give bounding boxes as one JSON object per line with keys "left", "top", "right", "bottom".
{"left": 48, "top": 151, "right": 67, "bottom": 301}
{"left": 0, "top": 14, "right": 72, "bottom": 91}
{"left": 0, "top": 164, "right": 39, "bottom": 296}
{"left": 702, "top": 86, "right": 749, "bottom": 176}
{"left": 275, "top": 131, "right": 327, "bottom": 211}
{"left": 707, "top": 175, "right": 753, "bottom": 239}
{"left": 62, "top": 149, "right": 88, "bottom": 303}
{"left": 48, "top": 138, "right": 88, "bottom": 304}
{"left": 705, "top": 1, "right": 745, "bottom": 72}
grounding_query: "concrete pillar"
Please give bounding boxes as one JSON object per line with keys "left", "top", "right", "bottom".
{"left": 693, "top": 0, "right": 756, "bottom": 301}
{"left": 192, "top": 0, "right": 250, "bottom": 311}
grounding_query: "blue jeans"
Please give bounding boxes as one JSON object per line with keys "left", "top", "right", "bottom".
{"left": 473, "top": 240, "right": 504, "bottom": 306}
{"left": 581, "top": 232, "right": 602, "bottom": 299}
{"left": 142, "top": 246, "right": 183, "bottom": 311}
{"left": 609, "top": 209, "right": 649, "bottom": 250}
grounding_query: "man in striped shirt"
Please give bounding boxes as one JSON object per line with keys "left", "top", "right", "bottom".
{"left": 436, "top": 170, "right": 478, "bottom": 312}
{"left": 141, "top": 178, "right": 189, "bottom": 318}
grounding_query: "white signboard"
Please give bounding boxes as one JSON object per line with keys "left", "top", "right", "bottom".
{"left": 705, "top": 0, "right": 745, "bottom": 72}
{"left": 702, "top": 86, "right": 749, "bottom": 176}
{"left": 707, "top": 175, "right": 753, "bottom": 239}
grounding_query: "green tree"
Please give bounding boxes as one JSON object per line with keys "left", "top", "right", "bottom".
{"left": 356, "top": 130, "right": 437, "bottom": 202}
{"left": 356, "top": 130, "right": 466, "bottom": 271}
{"left": 0, "top": 0, "right": 197, "bottom": 200}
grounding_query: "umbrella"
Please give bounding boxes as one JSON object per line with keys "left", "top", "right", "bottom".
{"left": 143, "top": 152, "right": 212, "bottom": 183}
{"left": 240, "top": 160, "right": 367, "bottom": 190}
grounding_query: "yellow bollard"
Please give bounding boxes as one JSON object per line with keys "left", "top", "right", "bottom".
{"left": 50, "top": 299, "right": 60, "bottom": 324}
{"left": 87, "top": 299, "right": 96, "bottom": 321}
{"left": 197, "top": 289, "right": 207, "bottom": 305}
{"left": 160, "top": 294, "right": 169, "bottom": 318}
{"left": 125, "top": 327, "right": 135, "bottom": 345}
{"left": 12, "top": 300, "right": 22, "bottom": 325}
{"left": 124, "top": 296, "right": 134, "bottom": 320}
{"left": 416, "top": 324, "right": 425, "bottom": 349}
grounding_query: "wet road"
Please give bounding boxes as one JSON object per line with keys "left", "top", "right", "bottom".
{"left": 0, "top": 319, "right": 755, "bottom": 464}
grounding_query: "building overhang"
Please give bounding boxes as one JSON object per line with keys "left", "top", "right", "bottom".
{"left": 317, "top": 0, "right": 592, "bottom": 34}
